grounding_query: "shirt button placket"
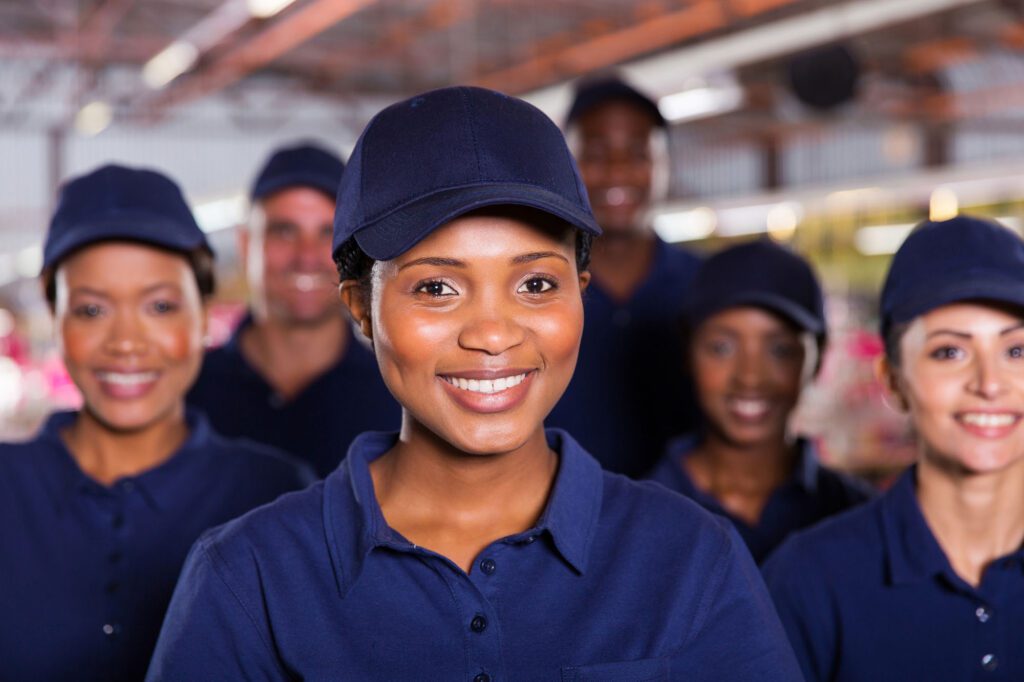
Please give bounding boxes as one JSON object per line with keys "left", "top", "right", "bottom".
{"left": 981, "top": 653, "right": 998, "bottom": 672}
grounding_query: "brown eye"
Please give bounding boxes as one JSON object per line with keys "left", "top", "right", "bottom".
{"left": 415, "top": 280, "right": 457, "bottom": 297}
{"left": 517, "top": 278, "right": 555, "bottom": 294}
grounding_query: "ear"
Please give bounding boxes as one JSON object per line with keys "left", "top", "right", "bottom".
{"left": 236, "top": 227, "right": 250, "bottom": 269}
{"left": 578, "top": 269, "right": 591, "bottom": 294}
{"left": 339, "top": 281, "right": 372, "bottom": 341}
{"left": 874, "top": 354, "right": 908, "bottom": 412}
{"left": 199, "top": 299, "right": 212, "bottom": 347}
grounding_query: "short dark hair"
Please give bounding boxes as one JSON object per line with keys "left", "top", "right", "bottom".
{"left": 334, "top": 209, "right": 593, "bottom": 308}
{"left": 44, "top": 243, "right": 216, "bottom": 308}
{"left": 883, "top": 321, "right": 910, "bottom": 368}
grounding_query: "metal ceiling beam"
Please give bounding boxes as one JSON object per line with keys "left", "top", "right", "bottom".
{"left": 143, "top": 0, "right": 377, "bottom": 114}
{"left": 471, "top": 0, "right": 733, "bottom": 93}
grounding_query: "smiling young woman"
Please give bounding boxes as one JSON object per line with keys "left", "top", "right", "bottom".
{"left": 763, "top": 216, "right": 1024, "bottom": 681}
{"left": 147, "top": 86, "right": 802, "bottom": 681}
{"left": 0, "top": 165, "right": 311, "bottom": 682}
{"left": 648, "top": 241, "right": 872, "bottom": 563}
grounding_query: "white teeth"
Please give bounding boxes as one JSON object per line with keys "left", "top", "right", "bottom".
{"left": 731, "top": 399, "right": 769, "bottom": 418}
{"left": 444, "top": 373, "right": 527, "bottom": 394}
{"left": 97, "top": 371, "right": 158, "bottom": 386}
{"left": 961, "top": 413, "right": 1017, "bottom": 428}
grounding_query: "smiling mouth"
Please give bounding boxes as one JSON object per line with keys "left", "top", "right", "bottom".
{"left": 956, "top": 412, "right": 1021, "bottom": 428}
{"left": 440, "top": 372, "right": 529, "bottom": 395}
{"left": 728, "top": 398, "right": 770, "bottom": 419}
{"left": 96, "top": 371, "right": 159, "bottom": 386}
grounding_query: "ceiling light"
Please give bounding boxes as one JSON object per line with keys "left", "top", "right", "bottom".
{"left": 73, "top": 100, "right": 113, "bottom": 136}
{"left": 247, "top": 0, "right": 296, "bottom": 19}
{"left": 653, "top": 207, "right": 717, "bottom": 242}
{"left": 143, "top": 40, "right": 199, "bottom": 89}
{"left": 658, "top": 76, "right": 744, "bottom": 124}
{"left": 853, "top": 223, "right": 916, "bottom": 256}
{"left": 194, "top": 194, "right": 248, "bottom": 233}
{"left": 929, "top": 187, "right": 958, "bottom": 221}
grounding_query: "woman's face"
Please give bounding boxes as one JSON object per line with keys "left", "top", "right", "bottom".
{"left": 887, "top": 302, "right": 1024, "bottom": 475}
{"left": 691, "top": 306, "right": 808, "bottom": 447}
{"left": 53, "top": 242, "right": 207, "bottom": 433}
{"left": 352, "top": 212, "right": 587, "bottom": 455}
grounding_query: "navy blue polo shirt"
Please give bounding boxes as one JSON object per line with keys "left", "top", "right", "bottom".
{"left": 545, "top": 237, "right": 701, "bottom": 477}
{"left": 187, "top": 314, "right": 401, "bottom": 477}
{"left": 763, "top": 467, "right": 1024, "bottom": 681}
{"left": 649, "top": 434, "right": 873, "bottom": 563}
{"left": 0, "top": 409, "right": 312, "bottom": 682}
{"left": 148, "top": 429, "right": 802, "bottom": 681}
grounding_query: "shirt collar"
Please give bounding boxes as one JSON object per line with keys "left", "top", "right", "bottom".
{"left": 663, "top": 434, "right": 821, "bottom": 495}
{"left": 881, "top": 466, "right": 953, "bottom": 586}
{"left": 42, "top": 408, "right": 214, "bottom": 514}
{"left": 323, "top": 428, "right": 604, "bottom": 598}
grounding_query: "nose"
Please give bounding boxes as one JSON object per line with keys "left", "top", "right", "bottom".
{"left": 733, "top": 345, "right": 765, "bottom": 390}
{"left": 967, "top": 353, "right": 1005, "bottom": 399}
{"left": 458, "top": 306, "right": 525, "bottom": 357}
{"left": 103, "top": 311, "right": 147, "bottom": 356}
{"left": 295, "top": 232, "right": 330, "bottom": 271}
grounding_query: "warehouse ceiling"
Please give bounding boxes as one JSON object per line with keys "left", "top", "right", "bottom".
{"left": 3, "top": 0, "right": 1023, "bottom": 137}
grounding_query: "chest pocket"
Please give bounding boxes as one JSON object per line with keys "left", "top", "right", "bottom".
{"left": 561, "top": 657, "right": 669, "bottom": 682}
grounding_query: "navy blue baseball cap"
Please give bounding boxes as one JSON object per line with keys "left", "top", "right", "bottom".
{"left": 565, "top": 76, "right": 666, "bottom": 128}
{"left": 334, "top": 86, "right": 601, "bottom": 261}
{"left": 880, "top": 215, "right": 1024, "bottom": 336}
{"left": 43, "top": 164, "right": 210, "bottom": 273}
{"left": 251, "top": 142, "right": 345, "bottom": 201}
{"left": 685, "top": 240, "right": 826, "bottom": 337}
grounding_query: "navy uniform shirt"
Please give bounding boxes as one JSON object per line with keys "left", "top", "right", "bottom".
{"left": 763, "top": 467, "right": 1024, "bottom": 681}
{"left": 148, "top": 429, "right": 802, "bottom": 681}
{"left": 187, "top": 314, "right": 401, "bottom": 477}
{"left": 0, "top": 409, "right": 312, "bottom": 682}
{"left": 546, "top": 237, "right": 701, "bottom": 477}
{"left": 649, "top": 435, "right": 873, "bottom": 563}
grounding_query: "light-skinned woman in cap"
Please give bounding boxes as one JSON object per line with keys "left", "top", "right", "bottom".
{"left": 764, "top": 215, "right": 1024, "bottom": 681}
{"left": 0, "top": 165, "right": 311, "bottom": 682}
{"left": 148, "top": 87, "right": 801, "bottom": 681}
{"left": 649, "top": 240, "right": 872, "bottom": 563}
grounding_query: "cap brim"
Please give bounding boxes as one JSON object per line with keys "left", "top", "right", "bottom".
{"left": 351, "top": 182, "right": 602, "bottom": 260}
{"left": 888, "top": 277, "right": 1024, "bottom": 327}
{"left": 252, "top": 173, "right": 340, "bottom": 201}
{"left": 690, "top": 291, "right": 825, "bottom": 335}
{"left": 42, "top": 212, "right": 210, "bottom": 272}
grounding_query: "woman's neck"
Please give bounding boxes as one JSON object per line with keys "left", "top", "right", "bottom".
{"left": 61, "top": 405, "right": 190, "bottom": 486}
{"left": 685, "top": 431, "right": 797, "bottom": 526}
{"left": 916, "top": 456, "right": 1024, "bottom": 587}
{"left": 370, "top": 420, "right": 558, "bottom": 573}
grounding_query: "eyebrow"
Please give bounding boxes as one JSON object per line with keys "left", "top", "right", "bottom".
{"left": 511, "top": 251, "right": 570, "bottom": 265}
{"left": 70, "top": 283, "right": 181, "bottom": 298}
{"left": 925, "top": 323, "right": 1024, "bottom": 340}
{"left": 399, "top": 252, "right": 569, "bottom": 271}
{"left": 399, "top": 257, "right": 466, "bottom": 271}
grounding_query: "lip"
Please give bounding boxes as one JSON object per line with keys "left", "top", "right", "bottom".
{"left": 437, "top": 369, "right": 536, "bottom": 414}
{"left": 94, "top": 369, "right": 160, "bottom": 400}
{"left": 954, "top": 410, "right": 1023, "bottom": 439}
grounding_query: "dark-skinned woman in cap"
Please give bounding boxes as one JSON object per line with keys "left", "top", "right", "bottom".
{"left": 148, "top": 87, "right": 801, "bottom": 681}
{"left": 0, "top": 165, "right": 311, "bottom": 681}
{"left": 649, "top": 240, "right": 872, "bottom": 563}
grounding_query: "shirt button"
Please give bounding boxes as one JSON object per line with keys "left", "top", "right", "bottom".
{"left": 473, "top": 674, "right": 490, "bottom": 682}
{"left": 981, "top": 654, "right": 998, "bottom": 671}
{"left": 470, "top": 615, "right": 487, "bottom": 633}
{"left": 480, "top": 558, "right": 497, "bottom": 575}
{"left": 102, "top": 623, "right": 119, "bottom": 637}
{"left": 976, "top": 606, "right": 992, "bottom": 623}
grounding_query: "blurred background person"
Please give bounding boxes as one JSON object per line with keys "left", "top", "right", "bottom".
{"left": 188, "top": 143, "right": 400, "bottom": 477}
{"left": 765, "top": 216, "right": 1024, "bottom": 681}
{"left": 649, "top": 240, "right": 872, "bottom": 563}
{"left": 0, "top": 165, "right": 310, "bottom": 682}
{"left": 546, "top": 76, "right": 702, "bottom": 477}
